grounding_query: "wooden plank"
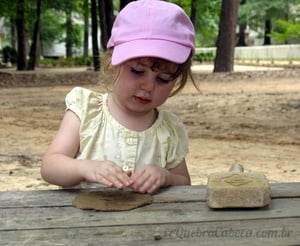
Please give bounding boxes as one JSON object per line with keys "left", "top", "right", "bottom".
{"left": 1, "top": 198, "right": 300, "bottom": 231}
{"left": 0, "top": 189, "right": 77, "bottom": 208}
{"left": 270, "top": 182, "right": 300, "bottom": 198}
{"left": 0, "top": 183, "right": 299, "bottom": 208}
{"left": 153, "top": 185, "right": 206, "bottom": 203}
{"left": 0, "top": 218, "right": 299, "bottom": 245}
{"left": 0, "top": 186, "right": 205, "bottom": 208}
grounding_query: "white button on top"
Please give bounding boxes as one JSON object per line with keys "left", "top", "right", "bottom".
{"left": 126, "top": 138, "right": 137, "bottom": 145}
{"left": 122, "top": 165, "right": 129, "bottom": 172}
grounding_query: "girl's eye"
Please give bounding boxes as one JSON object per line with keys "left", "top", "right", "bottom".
{"left": 130, "top": 66, "right": 172, "bottom": 84}
{"left": 130, "top": 67, "right": 144, "bottom": 74}
{"left": 157, "top": 77, "right": 171, "bottom": 84}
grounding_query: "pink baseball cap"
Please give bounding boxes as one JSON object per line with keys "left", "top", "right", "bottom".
{"left": 107, "top": 0, "right": 195, "bottom": 65}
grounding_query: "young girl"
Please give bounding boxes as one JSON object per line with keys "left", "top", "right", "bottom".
{"left": 41, "top": 0, "right": 197, "bottom": 194}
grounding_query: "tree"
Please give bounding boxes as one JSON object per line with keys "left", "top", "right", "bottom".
{"left": 28, "top": 0, "right": 41, "bottom": 70}
{"left": 193, "top": 0, "right": 222, "bottom": 47}
{"left": 271, "top": 19, "right": 300, "bottom": 44}
{"left": 238, "top": 0, "right": 298, "bottom": 45}
{"left": 39, "top": 8, "right": 65, "bottom": 54}
{"left": 0, "top": 0, "right": 17, "bottom": 49}
{"left": 237, "top": 0, "right": 247, "bottom": 46}
{"left": 264, "top": 19, "right": 271, "bottom": 45}
{"left": 15, "top": 0, "right": 27, "bottom": 70}
{"left": 60, "top": 0, "right": 83, "bottom": 58}
{"left": 98, "top": 0, "right": 114, "bottom": 50}
{"left": 83, "top": 0, "right": 89, "bottom": 57}
{"left": 190, "top": 0, "right": 198, "bottom": 28}
{"left": 120, "top": 0, "right": 133, "bottom": 10}
{"left": 270, "top": 1, "right": 300, "bottom": 44}
{"left": 65, "top": 0, "right": 73, "bottom": 58}
{"left": 213, "top": 0, "right": 239, "bottom": 72}
{"left": 91, "top": 0, "right": 100, "bottom": 71}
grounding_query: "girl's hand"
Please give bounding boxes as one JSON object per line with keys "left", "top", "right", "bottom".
{"left": 129, "top": 165, "right": 170, "bottom": 194}
{"left": 79, "top": 160, "right": 133, "bottom": 189}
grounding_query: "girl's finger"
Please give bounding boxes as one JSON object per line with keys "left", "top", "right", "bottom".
{"left": 95, "top": 174, "right": 113, "bottom": 187}
{"left": 108, "top": 171, "right": 133, "bottom": 188}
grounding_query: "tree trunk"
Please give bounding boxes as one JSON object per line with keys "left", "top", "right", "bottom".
{"left": 98, "top": 0, "right": 113, "bottom": 50}
{"left": 237, "top": 0, "right": 247, "bottom": 46}
{"left": 65, "top": 0, "right": 73, "bottom": 58}
{"left": 263, "top": 19, "right": 272, "bottom": 45}
{"left": 98, "top": 0, "right": 106, "bottom": 51}
{"left": 16, "top": 0, "right": 27, "bottom": 71}
{"left": 190, "top": 0, "right": 198, "bottom": 27}
{"left": 120, "top": 0, "right": 133, "bottom": 10}
{"left": 28, "top": 0, "right": 41, "bottom": 70}
{"left": 91, "top": 0, "right": 100, "bottom": 71}
{"left": 237, "top": 23, "right": 247, "bottom": 46}
{"left": 105, "top": 0, "right": 114, "bottom": 43}
{"left": 213, "top": 0, "right": 239, "bottom": 73}
{"left": 83, "top": 0, "right": 89, "bottom": 57}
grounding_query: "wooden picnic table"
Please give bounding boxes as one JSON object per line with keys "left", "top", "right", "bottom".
{"left": 1, "top": 183, "right": 299, "bottom": 245}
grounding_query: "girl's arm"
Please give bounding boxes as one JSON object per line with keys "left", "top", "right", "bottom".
{"left": 41, "top": 110, "right": 132, "bottom": 188}
{"left": 167, "top": 159, "right": 191, "bottom": 186}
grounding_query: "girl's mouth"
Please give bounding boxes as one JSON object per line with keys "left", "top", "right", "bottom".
{"left": 134, "top": 96, "right": 151, "bottom": 104}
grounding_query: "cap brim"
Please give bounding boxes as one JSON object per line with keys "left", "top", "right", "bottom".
{"left": 111, "top": 39, "right": 191, "bottom": 65}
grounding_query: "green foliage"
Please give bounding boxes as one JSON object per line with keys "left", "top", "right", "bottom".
{"left": 271, "top": 19, "right": 300, "bottom": 43}
{"left": 2, "top": 0, "right": 298, "bottom": 63}
{"left": 194, "top": 52, "right": 215, "bottom": 63}
{"left": 0, "top": 0, "right": 223, "bottom": 55}
{"left": 270, "top": 1, "right": 300, "bottom": 44}
{"left": 0, "top": 0, "right": 85, "bottom": 55}
{"left": 239, "top": 0, "right": 292, "bottom": 26}
{"left": 39, "top": 10, "right": 65, "bottom": 46}
{"left": 196, "top": 0, "right": 222, "bottom": 47}
{"left": 170, "top": 0, "right": 222, "bottom": 47}
{"left": 0, "top": 0, "right": 17, "bottom": 18}
{"left": 1, "top": 46, "right": 17, "bottom": 64}
{"left": 38, "top": 56, "right": 93, "bottom": 67}
{"left": 239, "top": 0, "right": 300, "bottom": 44}
{"left": 170, "top": 0, "right": 192, "bottom": 15}
{"left": 60, "top": 22, "right": 83, "bottom": 48}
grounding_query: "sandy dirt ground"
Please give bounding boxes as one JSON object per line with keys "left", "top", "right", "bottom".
{"left": 0, "top": 66, "right": 299, "bottom": 191}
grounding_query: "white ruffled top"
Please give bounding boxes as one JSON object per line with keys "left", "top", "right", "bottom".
{"left": 65, "top": 87, "right": 189, "bottom": 173}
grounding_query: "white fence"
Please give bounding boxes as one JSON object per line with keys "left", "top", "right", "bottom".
{"left": 196, "top": 44, "right": 300, "bottom": 61}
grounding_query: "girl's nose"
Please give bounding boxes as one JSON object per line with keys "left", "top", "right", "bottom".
{"left": 140, "top": 76, "right": 154, "bottom": 91}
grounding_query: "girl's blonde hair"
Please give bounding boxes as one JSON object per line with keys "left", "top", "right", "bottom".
{"left": 100, "top": 48, "right": 199, "bottom": 96}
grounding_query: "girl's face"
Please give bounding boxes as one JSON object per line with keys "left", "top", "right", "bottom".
{"left": 112, "top": 58, "right": 178, "bottom": 115}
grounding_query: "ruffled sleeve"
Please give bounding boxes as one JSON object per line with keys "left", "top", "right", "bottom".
{"left": 65, "top": 87, "right": 107, "bottom": 159}
{"left": 65, "top": 87, "right": 101, "bottom": 120}
{"left": 65, "top": 87, "right": 88, "bottom": 120}
{"left": 157, "top": 111, "right": 189, "bottom": 169}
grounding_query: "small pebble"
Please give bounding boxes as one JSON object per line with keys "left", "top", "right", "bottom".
{"left": 153, "top": 233, "right": 161, "bottom": 240}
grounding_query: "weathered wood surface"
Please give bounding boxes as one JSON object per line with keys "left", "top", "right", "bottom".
{"left": 1, "top": 183, "right": 299, "bottom": 208}
{"left": 1, "top": 183, "right": 299, "bottom": 245}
